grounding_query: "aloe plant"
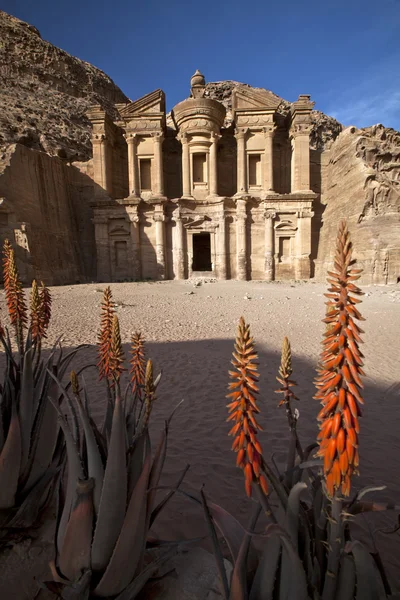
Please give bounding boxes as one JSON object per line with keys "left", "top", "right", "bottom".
{"left": 45, "top": 288, "right": 187, "bottom": 599}
{"left": 0, "top": 241, "right": 81, "bottom": 536}
{"left": 201, "top": 221, "right": 400, "bottom": 600}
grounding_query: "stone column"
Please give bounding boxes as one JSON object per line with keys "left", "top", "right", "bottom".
{"left": 125, "top": 134, "right": 140, "bottom": 197}
{"left": 217, "top": 209, "right": 227, "bottom": 279}
{"left": 127, "top": 208, "right": 141, "bottom": 280}
{"left": 236, "top": 199, "right": 247, "bottom": 280}
{"left": 93, "top": 214, "right": 111, "bottom": 281}
{"left": 152, "top": 133, "right": 164, "bottom": 196}
{"left": 180, "top": 133, "right": 191, "bottom": 197}
{"left": 290, "top": 125, "right": 312, "bottom": 192}
{"left": 153, "top": 205, "right": 166, "bottom": 280}
{"left": 172, "top": 208, "right": 185, "bottom": 279}
{"left": 92, "top": 134, "right": 112, "bottom": 195}
{"left": 263, "top": 125, "right": 276, "bottom": 194}
{"left": 235, "top": 129, "right": 248, "bottom": 195}
{"left": 264, "top": 209, "right": 276, "bottom": 281}
{"left": 294, "top": 210, "right": 313, "bottom": 279}
{"left": 209, "top": 132, "right": 220, "bottom": 197}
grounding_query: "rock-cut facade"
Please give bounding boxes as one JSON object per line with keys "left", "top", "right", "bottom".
{"left": 88, "top": 71, "right": 318, "bottom": 282}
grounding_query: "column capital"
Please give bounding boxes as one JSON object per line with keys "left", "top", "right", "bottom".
{"left": 263, "top": 124, "right": 277, "bottom": 137}
{"left": 264, "top": 210, "right": 276, "bottom": 220}
{"left": 234, "top": 128, "right": 248, "bottom": 140}
{"left": 210, "top": 131, "right": 222, "bottom": 143}
{"left": 290, "top": 123, "right": 312, "bottom": 139}
{"left": 92, "top": 133, "right": 106, "bottom": 144}
{"left": 124, "top": 132, "right": 139, "bottom": 145}
{"left": 126, "top": 208, "right": 140, "bottom": 223}
{"left": 153, "top": 205, "right": 166, "bottom": 222}
{"left": 152, "top": 132, "right": 164, "bottom": 143}
{"left": 177, "top": 132, "right": 189, "bottom": 144}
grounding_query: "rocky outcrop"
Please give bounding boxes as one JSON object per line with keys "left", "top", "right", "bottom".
{"left": 316, "top": 125, "right": 400, "bottom": 284}
{"left": 0, "top": 10, "right": 128, "bottom": 161}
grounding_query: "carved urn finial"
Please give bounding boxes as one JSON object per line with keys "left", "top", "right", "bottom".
{"left": 190, "top": 69, "right": 206, "bottom": 98}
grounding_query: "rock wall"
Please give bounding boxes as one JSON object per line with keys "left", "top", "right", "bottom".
{"left": 0, "top": 10, "right": 128, "bottom": 161}
{"left": 316, "top": 125, "right": 400, "bottom": 284}
{"left": 0, "top": 144, "right": 97, "bottom": 285}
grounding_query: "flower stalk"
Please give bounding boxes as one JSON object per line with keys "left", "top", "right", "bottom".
{"left": 315, "top": 220, "right": 365, "bottom": 497}
{"left": 227, "top": 317, "right": 268, "bottom": 497}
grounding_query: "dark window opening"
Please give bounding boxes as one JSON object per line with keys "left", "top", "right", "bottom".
{"left": 278, "top": 236, "right": 291, "bottom": 263}
{"left": 193, "top": 153, "right": 207, "bottom": 183}
{"left": 192, "top": 233, "right": 212, "bottom": 271}
{"left": 249, "top": 154, "right": 261, "bottom": 186}
{"left": 140, "top": 159, "right": 152, "bottom": 191}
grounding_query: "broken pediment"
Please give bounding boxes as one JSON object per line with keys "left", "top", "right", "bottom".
{"left": 232, "top": 86, "right": 282, "bottom": 112}
{"left": 119, "top": 89, "right": 166, "bottom": 120}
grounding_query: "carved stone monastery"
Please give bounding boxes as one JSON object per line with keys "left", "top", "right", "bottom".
{"left": 87, "top": 71, "right": 317, "bottom": 282}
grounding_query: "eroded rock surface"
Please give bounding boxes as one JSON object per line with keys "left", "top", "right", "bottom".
{"left": 316, "top": 125, "right": 400, "bottom": 283}
{"left": 0, "top": 10, "right": 128, "bottom": 161}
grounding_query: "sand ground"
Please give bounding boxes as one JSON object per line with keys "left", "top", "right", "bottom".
{"left": 0, "top": 278, "right": 399, "bottom": 596}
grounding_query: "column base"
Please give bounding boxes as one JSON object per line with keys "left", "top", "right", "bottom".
{"left": 181, "top": 194, "right": 195, "bottom": 201}
{"left": 234, "top": 191, "right": 250, "bottom": 199}
{"left": 261, "top": 190, "right": 279, "bottom": 199}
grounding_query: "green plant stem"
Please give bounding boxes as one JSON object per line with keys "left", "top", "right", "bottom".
{"left": 322, "top": 496, "right": 343, "bottom": 600}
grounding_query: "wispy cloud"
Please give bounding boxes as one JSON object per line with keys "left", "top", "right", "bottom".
{"left": 321, "top": 58, "right": 400, "bottom": 131}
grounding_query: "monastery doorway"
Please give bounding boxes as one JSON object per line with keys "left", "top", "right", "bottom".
{"left": 192, "top": 232, "right": 212, "bottom": 271}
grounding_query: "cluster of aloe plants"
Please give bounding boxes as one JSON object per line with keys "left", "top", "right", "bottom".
{"left": 44, "top": 287, "right": 187, "bottom": 599}
{"left": 0, "top": 240, "right": 79, "bottom": 535}
{"left": 201, "top": 221, "right": 400, "bottom": 599}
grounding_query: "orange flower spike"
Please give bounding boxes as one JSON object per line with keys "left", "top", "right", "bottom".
{"left": 97, "top": 286, "right": 115, "bottom": 381}
{"left": 129, "top": 331, "right": 146, "bottom": 400}
{"left": 2, "top": 239, "right": 28, "bottom": 352}
{"left": 314, "top": 220, "right": 366, "bottom": 498}
{"left": 228, "top": 317, "right": 267, "bottom": 497}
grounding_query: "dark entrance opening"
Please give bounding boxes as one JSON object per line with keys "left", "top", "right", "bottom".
{"left": 192, "top": 233, "right": 212, "bottom": 271}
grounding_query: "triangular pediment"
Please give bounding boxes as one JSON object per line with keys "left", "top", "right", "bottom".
{"left": 119, "top": 89, "right": 166, "bottom": 119}
{"left": 232, "top": 86, "right": 281, "bottom": 111}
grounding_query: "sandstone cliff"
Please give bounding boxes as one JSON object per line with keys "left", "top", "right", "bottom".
{"left": 316, "top": 125, "right": 400, "bottom": 284}
{"left": 0, "top": 10, "right": 128, "bottom": 162}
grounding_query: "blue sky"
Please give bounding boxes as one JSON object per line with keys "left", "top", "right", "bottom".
{"left": 4, "top": 0, "right": 400, "bottom": 130}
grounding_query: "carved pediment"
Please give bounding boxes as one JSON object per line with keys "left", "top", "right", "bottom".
{"left": 232, "top": 86, "right": 281, "bottom": 112}
{"left": 119, "top": 90, "right": 166, "bottom": 120}
{"left": 184, "top": 215, "right": 212, "bottom": 229}
{"left": 109, "top": 223, "right": 130, "bottom": 236}
{"left": 275, "top": 220, "right": 297, "bottom": 233}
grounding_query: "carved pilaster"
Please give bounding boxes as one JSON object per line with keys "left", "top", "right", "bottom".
{"left": 263, "top": 125, "right": 276, "bottom": 194}
{"left": 92, "top": 134, "right": 112, "bottom": 196}
{"left": 217, "top": 209, "right": 227, "bottom": 279}
{"left": 234, "top": 128, "right": 248, "bottom": 196}
{"left": 235, "top": 199, "right": 247, "bottom": 280}
{"left": 152, "top": 132, "right": 164, "bottom": 196}
{"left": 126, "top": 208, "right": 141, "bottom": 280}
{"left": 264, "top": 209, "right": 276, "bottom": 281}
{"left": 153, "top": 205, "right": 166, "bottom": 280}
{"left": 172, "top": 207, "right": 185, "bottom": 280}
{"left": 124, "top": 133, "right": 140, "bottom": 197}
{"left": 294, "top": 209, "right": 314, "bottom": 279}
{"left": 209, "top": 132, "right": 221, "bottom": 197}
{"left": 178, "top": 132, "right": 191, "bottom": 198}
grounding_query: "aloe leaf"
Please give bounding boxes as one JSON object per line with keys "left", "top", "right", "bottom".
{"left": 147, "top": 420, "right": 169, "bottom": 516}
{"left": 73, "top": 392, "right": 104, "bottom": 515}
{"left": 349, "top": 541, "right": 387, "bottom": 600}
{"left": 285, "top": 482, "right": 307, "bottom": 551}
{"left": 114, "top": 547, "right": 175, "bottom": 600}
{"left": 5, "top": 466, "right": 60, "bottom": 528}
{"left": 0, "top": 400, "right": 22, "bottom": 509}
{"left": 127, "top": 431, "right": 149, "bottom": 500}
{"left": 249, "top": 534, "right": 281, "bottom": 600}
{"left": 91, "top": 387, "right": 127, "bottom": 573}
{"left": 150, "top": 463, "right": 190, "bottom": 528}
{"left": 93, "top": 455, "right": 151, "bottom": 597}
{"left": 61, "top": 569, "right": 91, "bottom": 600}
{"left": 335, "top": 554, "right": 356, "bottom": 600}
{"left": 19, "top": 347, "right": 34, "bottom": 470}
{"left": 58, "top": 478, "right": 94, "bottom": 582}
{"left": 47, "top": 396, "right": 84, "bottom": 555}
{"left": 49, "top": 372, "right": 80, "bottom": 447}
{"left": 200, "top": 489, "right": 230, "bottom": 600}
{"left": 207, "top": 500, "right": 248, "bottom": 565}
{"left": 279, "top": 534, "right": 309, "bottom": 600}
{"left": 229, "top": 504, "right": 261, "bottom": 600}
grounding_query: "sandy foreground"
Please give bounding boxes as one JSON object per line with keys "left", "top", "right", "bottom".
{"left": 1, "top": 278, "right": 400, "bottom": 595}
